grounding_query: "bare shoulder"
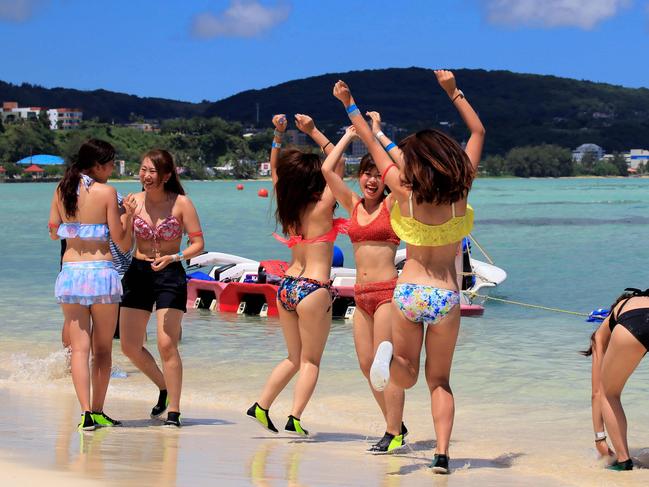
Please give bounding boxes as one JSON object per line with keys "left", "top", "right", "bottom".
{"left": 175, "top": 194, "right": 194, "bottom": 208}
{"left": 93, "top": 182, "right": 117, "bottom": 199}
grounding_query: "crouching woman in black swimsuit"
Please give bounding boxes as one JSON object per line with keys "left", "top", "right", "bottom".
{"left": 588, "top": 288, "right": 649, "bottom": 471}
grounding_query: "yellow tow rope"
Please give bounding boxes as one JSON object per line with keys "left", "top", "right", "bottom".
{"left": 466, "top": 292, "right": 590, "bottom": 317}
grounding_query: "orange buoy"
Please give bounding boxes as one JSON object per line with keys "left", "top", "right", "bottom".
{"left": 258, "top": 188, "right": 269, "bottom": 198}
{"left": 236, "top": 184, "right": 244, "bottom": 190}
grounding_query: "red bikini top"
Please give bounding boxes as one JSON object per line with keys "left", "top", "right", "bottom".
{"left": 273, "top": 218, "right": 349, "bottom": 249}
{"left": 348, "top": 199, "right": 400, "bottom": 246}
{"left": 134, "top": 215, "right": 183, "bottom": 241}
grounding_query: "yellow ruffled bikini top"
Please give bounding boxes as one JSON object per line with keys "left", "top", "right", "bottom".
{"left": 390, "top": 192, "right": 473, "bottom": 247}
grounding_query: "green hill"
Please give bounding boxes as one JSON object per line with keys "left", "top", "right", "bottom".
{"left": 205, "top": 67, "right": 649, "bottom": 155}
{"left": 3, "top": 68, "right": 649, "bottom": 155}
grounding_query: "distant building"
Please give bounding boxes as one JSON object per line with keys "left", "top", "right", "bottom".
{"left": 47, "top": 108, "right": 83, "bottom": 130}
{"left": 284, "top": 129, "right": 308, "bottom": 147}
{"left": 572, "top": 143, "right": 605, "bottom": 162}
{"left": 627, "top": 149, "right": 649, "bottom": 169}
{"left": 1, "top": 101, "right": 43, "bottom": 122}
{"left": 259, "top": 162, "right": 271, "bottom": 176}
{"left": 349, "top": 139, "right": 367, "bottom": 158}
{"left": 126, "top": 122, "right": 159, "bottom": 132}
{"left": 2, "top": 101, "right": 82, "bottom": 129}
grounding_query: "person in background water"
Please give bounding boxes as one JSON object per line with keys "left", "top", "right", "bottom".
{"left": 119, "top": 149, "right": 204, "bottom": 428}
{"left": 334, "top": 69, "right": 485, "bottom": 474}
{"left": 320, "top": 124, "right": 408, "bottom": 454}
{"left": 49, "top": 139, "right": 134, "bottom": 431}
{"left": 247, "top": 113, "right": 346, "bottom": 437}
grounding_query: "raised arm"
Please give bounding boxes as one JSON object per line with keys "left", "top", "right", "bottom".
{"left": 270, "top": 114, "right": 287, "bottom": 187}
{"left": 48, "top": 190, "right": 62, "bottom": 240}
{"left": 435, "top": 70, "right": 485, "bottom": 172}
{"left": 294, "top": 114, "right": 335, "bottom": 157}
{"left": 321, "top": 126, "right": 358, "bottom": 214}
{"left": 333, "top": 81, "right": 407, "bottom": 199}
{"left": 366, "top": 111, "right": 404, "bottom": 166}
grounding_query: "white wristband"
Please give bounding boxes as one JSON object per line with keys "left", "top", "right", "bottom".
{"left": 375, "top": 131, "right": 385, "bottom": 139}
{"left": 595, "top": 431, "right": 607, "bottom": 441}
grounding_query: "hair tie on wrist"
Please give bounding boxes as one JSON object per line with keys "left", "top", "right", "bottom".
{"left": 321, "top": 141, "right": 332, "bottom": 152}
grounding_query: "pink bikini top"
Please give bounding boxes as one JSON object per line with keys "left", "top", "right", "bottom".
{"left": 133, "top": 215, "right": 183, "bottom": 241}
{"left": 273, "top": 218, "right": 349, "bottom": 249}
{"left": 348, "top": 199, "right": 400, "bottom": 246}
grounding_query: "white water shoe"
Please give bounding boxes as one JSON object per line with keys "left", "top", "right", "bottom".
{"left": 370, "top": 341, "right": 393, "bottom": 391}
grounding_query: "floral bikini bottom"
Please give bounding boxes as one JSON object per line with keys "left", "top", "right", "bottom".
{"left": 393, "top": 283, "right": 460, "bottom": 326}
{"left": 277, "top": 275, "right": 332, "bottom": 312}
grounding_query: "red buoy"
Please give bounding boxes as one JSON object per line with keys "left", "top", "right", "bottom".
{"left": 236, "top": 184, "right": 244, "bottom": 190}
{"left": 258, "top": 188, "right": 269, "bottom": 198}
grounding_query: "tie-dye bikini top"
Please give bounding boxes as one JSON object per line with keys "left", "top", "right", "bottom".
{"left": 273, "top": 218, "right": 349, "bottom": 249}
{"left": 54, "top": 174, "right": 110, "bottom": 241}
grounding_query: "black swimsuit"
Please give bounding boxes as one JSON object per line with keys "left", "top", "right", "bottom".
{"left": 609, "top": 295, "right": 649, "bottom": 351}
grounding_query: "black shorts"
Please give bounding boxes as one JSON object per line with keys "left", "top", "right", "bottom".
{"left": 121, "top": 258, "right": 187, "bottom": 313}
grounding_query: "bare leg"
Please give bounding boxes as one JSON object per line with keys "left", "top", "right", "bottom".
{"left": 389, "top": 302, "right": 424, "bottom": 390}
{"left": 156, "top": 308, "right": 184, "bottom": 413}
{"left": 374, "top": 303, "right": 405, "bottom": 436}
{"left": 62, "top": 318, "right": 71, "bottom": 349}
{"left": 600, "top": 325, "right": 645, "bottom": 462}
{"left": 89, "top": 303, "right": 119, "bottom": 412}
{"left": 258, "top": 301, "right": 301, "bottom": 409}
{"left": 424, "top": 305, "right": 460, "bottom": 456}
{"left": 353, "top": 307, "right": 387, "bottom": 418}
{"left": 63, "top": 304, "right": 92, "bottom": 412}
{"left": 290, "top": 288, "right": 332, "bottom": 418}
{"left": 120, "top": 307, "right": 166, "bottom": 390}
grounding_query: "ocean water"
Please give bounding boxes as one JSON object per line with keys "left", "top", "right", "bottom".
{"left": 1, "top": 178, "right": 649, "bottom": 484}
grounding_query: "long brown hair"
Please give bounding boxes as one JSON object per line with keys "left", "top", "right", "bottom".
{"left": 398, "top": 129, "right": 474, "bottom": 205}
{"left": 274, "top": 149, "right": 325, "bottom": 234}
{"left": 58, "top": 139, "right": 115, "bottom": 218}
{"left": 142, "top": 149, "right": 185, "bottom": 195}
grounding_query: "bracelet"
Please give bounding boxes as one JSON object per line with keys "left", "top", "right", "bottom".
{"left": 321, "top": 141, "right": 332, "bottom": 152}
{"left": 452, "top": 89, "right": 465, "bottom": 103}
{"left": 385, "top": 142, "right": 397, "bottom": 152}
{"left": 375, "top": 131, "right": 385, "bottom": 140}
{"left": 381, "top": 163, "right": 399, "bottom": 183}
{"left": 345, "top": 104, "right": 358, "bottom": 114}
{"left": 271, "top": 141, "right": 282, "bottom": 149}
{"left": 171, "top": 254, "right": 178, "bottom": 262}
{"left": 595, "top": 431, "right": 607, "bottom": 442}
{"left": 273, "top": 129, "right": 285, "bottom": 138}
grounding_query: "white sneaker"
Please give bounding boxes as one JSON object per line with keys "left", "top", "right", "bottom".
{"left": 370, "top": 341, "right": 393, "bottom": 392}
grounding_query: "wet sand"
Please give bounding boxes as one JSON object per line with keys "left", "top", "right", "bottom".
{"left": 0, "top": 386, "right": 580, "bottom": 487}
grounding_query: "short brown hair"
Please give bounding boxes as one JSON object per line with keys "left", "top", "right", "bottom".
{"left": 398, "top": 129, "right": 474, "bottom": 205}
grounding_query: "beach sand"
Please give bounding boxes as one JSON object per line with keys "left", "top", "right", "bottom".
{"left": 2, "top": 383, "right": 647, "bottom": 487}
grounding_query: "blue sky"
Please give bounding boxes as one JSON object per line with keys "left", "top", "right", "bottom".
{"left": 1, "top": 0, "right": 648, "bottom": 102}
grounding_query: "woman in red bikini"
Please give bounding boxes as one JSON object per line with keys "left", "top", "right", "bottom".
{"left": 119, "top": 149, "right": 204, "bottom": 427}
{"left": 247, "top": 113, "right": 345, "bottom": 437}
{"left": 320, "top": 124, "right": 407, "bottom": 454}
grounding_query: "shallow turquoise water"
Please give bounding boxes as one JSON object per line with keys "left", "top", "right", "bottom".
{"left": 1, "top": 179, "right": 649, "bottom": 471}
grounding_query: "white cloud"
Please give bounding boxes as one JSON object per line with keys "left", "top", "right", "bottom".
{"left": 191, "top": 0, "right": 291, "bottom": 39}
{"left": 482, "top": 0, "right": 632, "bottom": 29}
{"left": 0, "top": 0, "right": 48, "bottom": 22}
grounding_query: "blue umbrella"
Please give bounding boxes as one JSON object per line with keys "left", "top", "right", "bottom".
{"left": 16, "top": 154, "right": 65, "bottom": 166}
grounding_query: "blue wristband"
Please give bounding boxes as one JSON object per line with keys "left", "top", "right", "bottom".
{"left": 177, "top": 251, "right": 184, "bottom": 261}
{"left": 385, "top": 142, "right": 397, "bottom": 151}
{"left": 346, "top": 104, "right": 358, "bottom": 114}
{"left": 272, "top": 141, "right": 282, "bottom": 149}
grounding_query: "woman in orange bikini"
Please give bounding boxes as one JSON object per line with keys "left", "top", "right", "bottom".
{"left": 321, "top": 124, "right": 407, "bottom": 454}
{"left": 247, "top": 113, "right": 345, "bottom": 437}
{"left": 334, "top": 70, "right": 485, "bottom": 473}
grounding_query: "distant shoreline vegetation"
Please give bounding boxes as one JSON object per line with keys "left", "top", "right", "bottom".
{"left": 0, "top": 116, "right": 645, "bottom": 180}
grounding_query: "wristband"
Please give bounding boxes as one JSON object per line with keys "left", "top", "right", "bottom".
{"left": 595, "top": 431, "right": 607, "bottom": 442}
{"left": 385, "top": 142, "right": 397, "bottom": 152}
{"left": 375, "top": 131, "right": 385, "bottom": 140}
{"left": 273, "top": 129, "right": 285, "bottom": 138}
{"left": 272, "top": 141, "right": 282, "bottom": 149}
{"left": 176, "top": 251, "right": 184, "bottom": 262}
{"left": 345, "top": 104, "right": 358, "bottom": 114}
{"left": 48, "top": 222, "right": 59, "bottom": 229}
{"left": 171, "top": 254, "right": 178, "bottom": 262}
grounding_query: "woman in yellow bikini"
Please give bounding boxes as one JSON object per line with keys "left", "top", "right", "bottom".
{"left": 333, "top": 70, "right": 485, "bottom": 474}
